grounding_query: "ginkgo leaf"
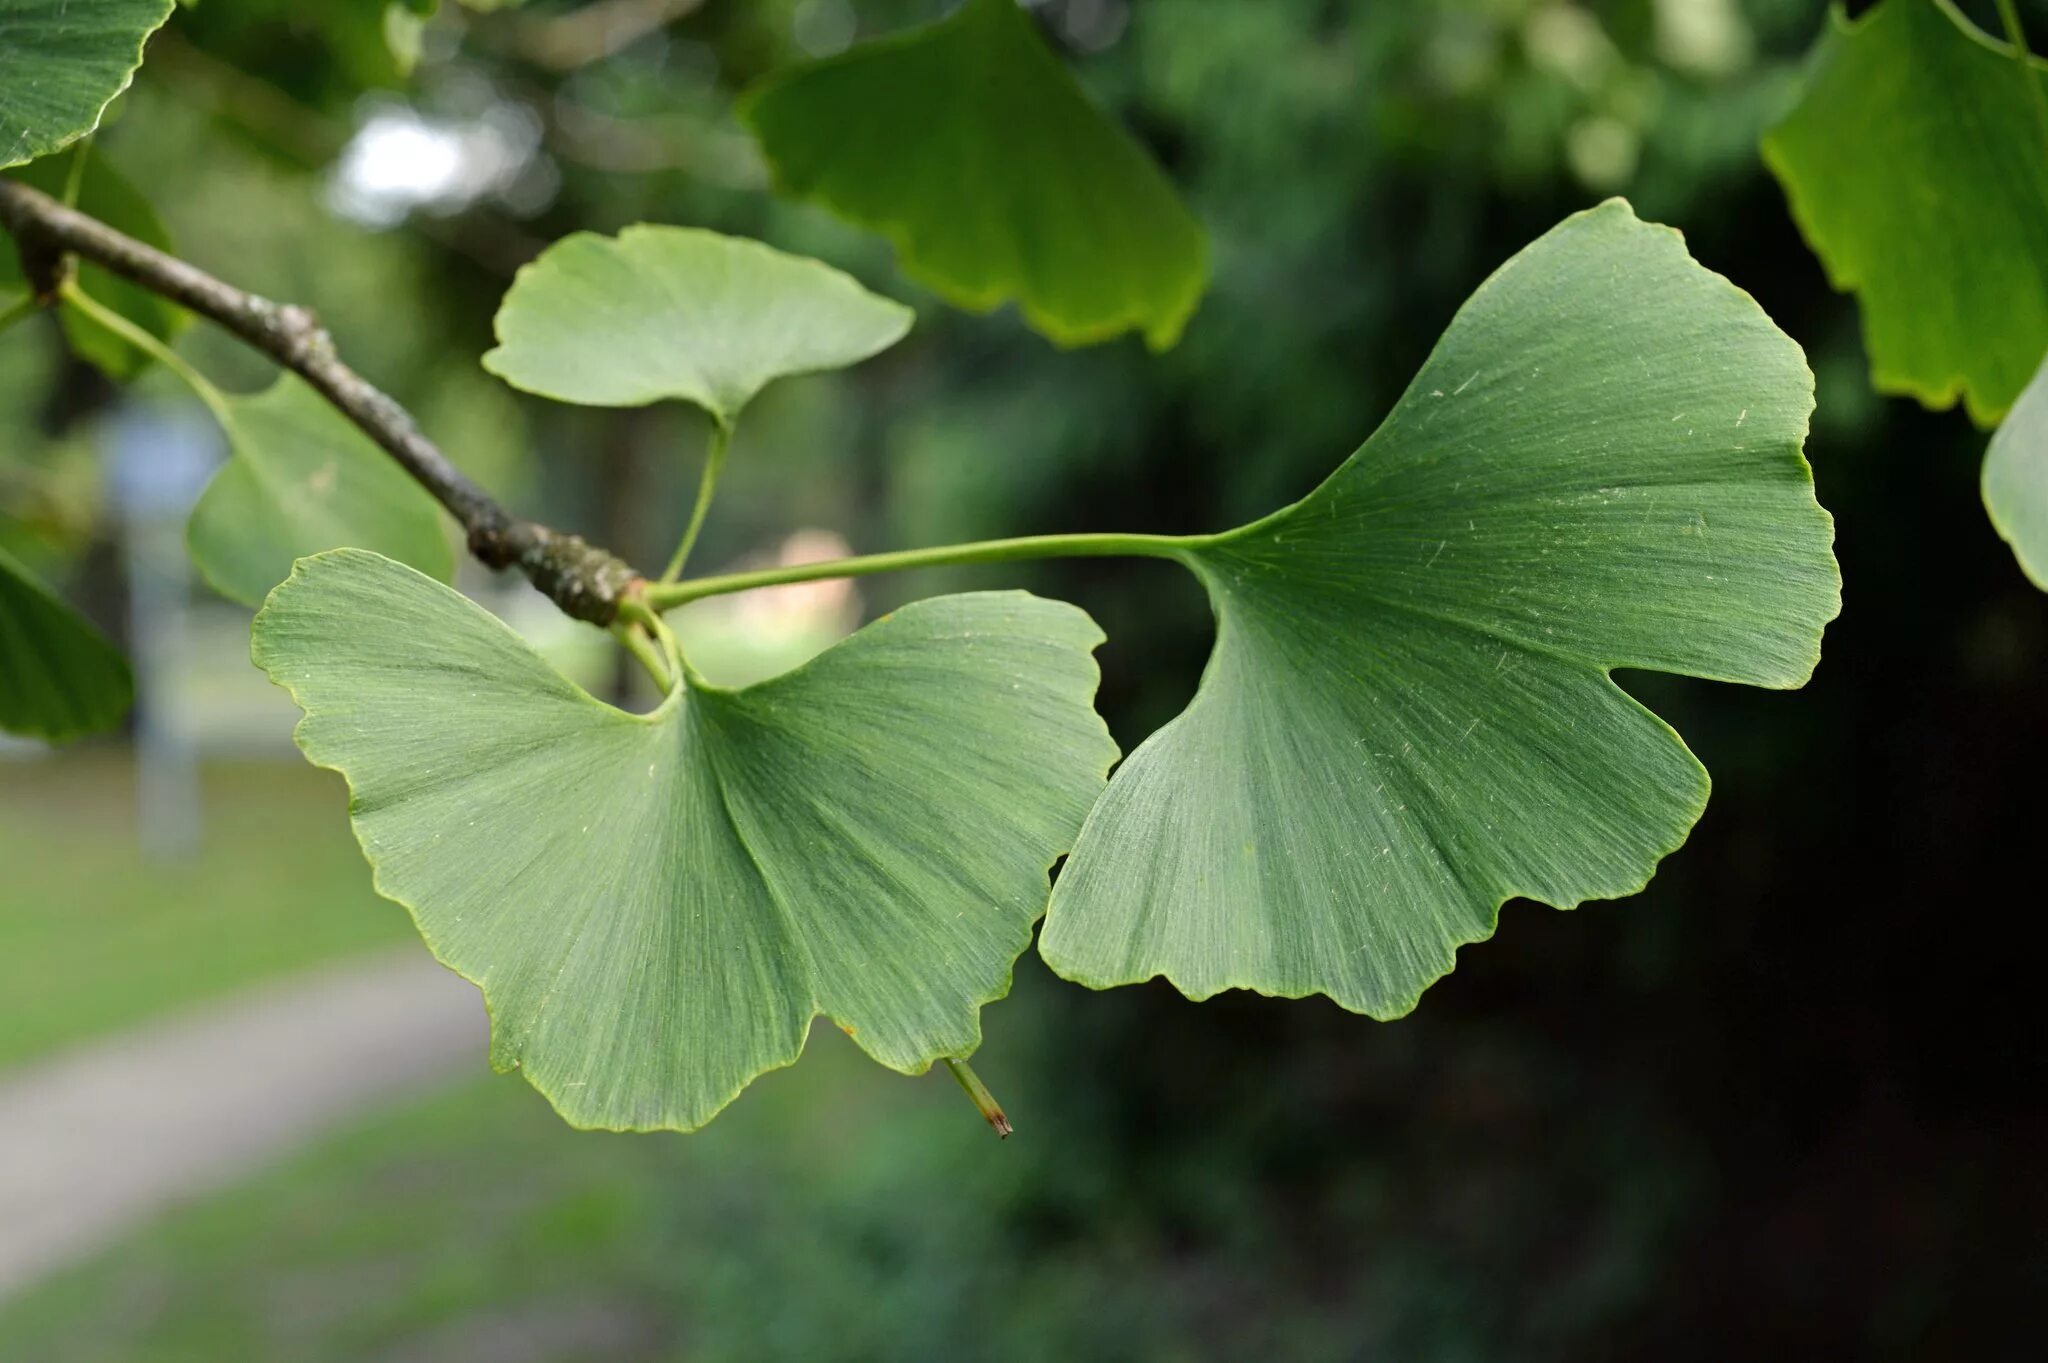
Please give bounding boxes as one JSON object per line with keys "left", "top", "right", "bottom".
{"left": 1037, "top": 200, "right": 1839, "bottom": 1018}
{"left": 481, "top": 225, "right": 912, "bottom": 430}
{"left": 187, "top": 375, "right": 453, "bottom": 608}
{"left": 1762, "top": 0, "right": 2048, "bottom": 426}
{"left": 740, "top": 0, "right": 1208, "bottom": 351}
{"left": 2, "top": 150, "right": 187, "bottom": 379}
{"left": 252, "top": 550, "right": 1116, "bottom": 1131}
{"left": 0, "top": 544, "right": 131, "bottom": 741}
{"left": 0, "top": 0, "right": 175, "bottom": 170}
{"left": 1984, "top": 350, "right": 2048, "bottom": 590}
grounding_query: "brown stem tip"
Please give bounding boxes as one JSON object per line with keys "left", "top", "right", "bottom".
{"left": 944, "top": 1057, "right": 1014, "bottom": 1140}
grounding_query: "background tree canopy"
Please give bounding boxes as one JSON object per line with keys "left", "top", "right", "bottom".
{"left": 0, "top": 1, "right": 2043, "bottom": 1359}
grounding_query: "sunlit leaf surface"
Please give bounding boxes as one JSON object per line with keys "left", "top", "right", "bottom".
{"left": 482, "top": 225, "right": 912, "bottom": 429}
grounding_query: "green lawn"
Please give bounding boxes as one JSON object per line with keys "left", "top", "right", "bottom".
{"left": 0, "top": 753, "right": 412, "bottom": 1070}
{"left": 0, "top": 994, "right": 1199, "bottom": 1363}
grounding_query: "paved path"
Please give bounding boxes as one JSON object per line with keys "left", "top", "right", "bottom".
{"left": 0, "top": 949, "right": 487, "bottom": 1302}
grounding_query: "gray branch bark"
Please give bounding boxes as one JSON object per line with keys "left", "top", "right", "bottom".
{"left": 0, "top": 177, "right": 637, "bottom": 625}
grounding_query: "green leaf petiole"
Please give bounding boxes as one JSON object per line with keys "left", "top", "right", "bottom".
{"left": 642, "top": 530, "right": 1206, "bottom": 610}
{"left": 58, "top": 280, "right": 234, "bottom": 428}
{"left": 610, "top": 619, "right": 674, "bottom": 693}
{"left": 944, "top": 1058, "right": 1012, "bottom": 1139}
{"left": 660, "top": 420, "right": 731, "bottom": 584}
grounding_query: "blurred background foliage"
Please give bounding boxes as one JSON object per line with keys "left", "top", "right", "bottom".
{"left": 2, "top": 0, "right": 2045, "bottom": 1358}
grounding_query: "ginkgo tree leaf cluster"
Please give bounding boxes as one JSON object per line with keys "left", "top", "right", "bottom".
{"left": 0, "top": 0, "right": 1845, "bottom": 1135}
{"left": 247, "top": 200, "right": 1837, "bottom": 1130}
{"left": 1, "top": 0, "right": 1213, "bottom": 742}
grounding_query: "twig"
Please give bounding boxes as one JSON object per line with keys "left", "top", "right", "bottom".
{"left": 0, "top": 178, "right": 638, "bottom": 624}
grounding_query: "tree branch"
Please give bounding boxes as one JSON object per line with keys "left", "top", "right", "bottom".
{"left": 0, "top": 177, "right": 638, "bottom": 625}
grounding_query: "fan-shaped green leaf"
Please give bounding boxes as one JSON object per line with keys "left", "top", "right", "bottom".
{"left": 2, "top": 150, "right": 186, "bottom": 379}
{"left": 0, "top": 0, "right": 175, "bottom": 170}
{"left": 481, "top": 225, "right": 912, "bottom": 429}
{"left": 1761, "top": 0, "right": 2048, "bottom": 426}
{"left": 1985, "top": 350, "right": 2048, "bottom": 590}
{"left": 1038, "top": 200, "right": 1839, "bottom": 1017}
{"left": 187, "top": 375, "right": 453, "bottom": 608}
{"left": 0, "top": 544, "right": 131, "bottom": 741}
{"left": 252, "top": 550, "right": 1116, "bottom": 1131}
{"left": 740, "top": 0, "right": 1208, "bottom": 351}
